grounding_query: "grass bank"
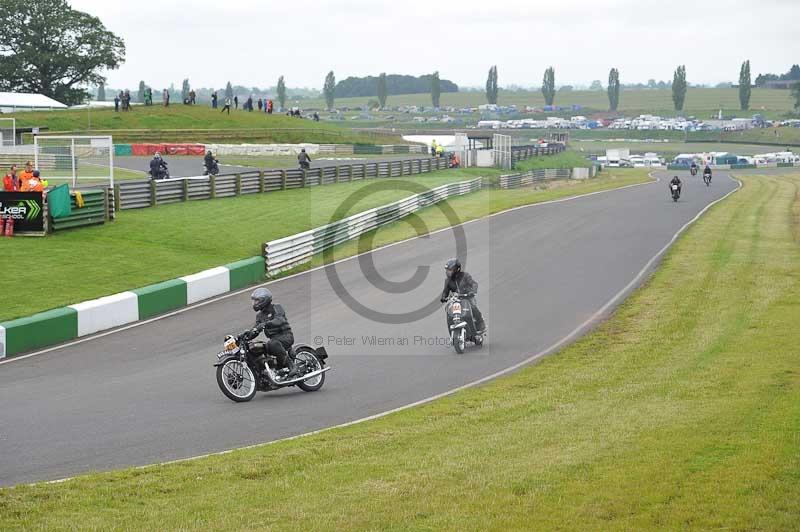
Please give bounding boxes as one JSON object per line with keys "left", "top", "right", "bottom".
{"left": 514, "top": 150, "right": 591, "bottom": 171}
{"left": 1, "top": 172, "right": 797, "bottom": 530}
{"left": 7, "top": 105, "right": 403, "bottom": 144}
{"left": 0, "top": 168, "right": 649, "bottom": 322}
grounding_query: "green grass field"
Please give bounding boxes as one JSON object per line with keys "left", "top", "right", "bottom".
{"left": 6, "top": 105, "right": 403, "bottom": 144}
{"left": 514, "top": 150, "right": 592, "bottom": 170}
{"left": 305, "top": 87, "right": 796, "bottom": 117}
{"left": 1, "top": 171, "right": 797, "bottom": 530}
{"left": 571, "top": 140, "right": 790, "bottom": 157}
{"left": 0, "top": 166, "right": 646, "bottom": 322}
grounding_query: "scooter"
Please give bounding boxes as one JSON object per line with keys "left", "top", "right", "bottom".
{"left": 444, "top": 293, "right": 484, "bottom": 354}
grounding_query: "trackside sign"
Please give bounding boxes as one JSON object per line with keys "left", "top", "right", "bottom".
{"left": 0, "top": 192, "right": 44, "bottom": 232}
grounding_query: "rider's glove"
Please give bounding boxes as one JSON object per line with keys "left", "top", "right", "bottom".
{"left": 440, "top": 298, "right": 447, "bottom": 303}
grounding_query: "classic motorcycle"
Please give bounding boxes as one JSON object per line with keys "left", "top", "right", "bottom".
{"left": 670, "top": 182, "right": 681, "bottom": 202}
{"left": 203, "top": 159, "right": 220, "bottom": 176}
{"left": 444, "top": 293, "right": 484, "bottom": 354}
{"left": 148, "top": 162, "right": 170, "bottom": 180}
{"left": 214, "top": 332, "right": 330, "bottom": 402}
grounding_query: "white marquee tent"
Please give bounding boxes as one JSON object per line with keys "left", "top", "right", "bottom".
{"left": 0, "top": 92, "right": 67, "bottom": 112}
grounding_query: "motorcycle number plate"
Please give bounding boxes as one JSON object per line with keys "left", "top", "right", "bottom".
{"left": 224, "top": 339, "right": 238, "bottom": 352}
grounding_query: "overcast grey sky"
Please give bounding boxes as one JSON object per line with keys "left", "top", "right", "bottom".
{"left": 71, "top": 0, "right": 799, "bottom": 90}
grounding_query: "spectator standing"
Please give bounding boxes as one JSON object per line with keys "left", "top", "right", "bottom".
{"left": 246, "top": 96, "right": 253, "bottom": 112}
{"left": 221, "top": 97, "right": 232, "bottom": 115}
{"left": 123, "top": 89, "right": 132, "bottom": 111}
{"left": 20, "top": 170, "right": 44, "bottom": 193}
{"left": 234, "top": 95, "right": 238, "bottom": 110}
{"left": 2, "top": 165, "right": 18, "bottom": 191}
{"left": 114, "top": 93, "right": 120, "bottom": 112}
{"left": 163, "top": 89, "right": 170, "bottom": 107}
{"left": 267, "top": 99, "right": 273, "bottom": 114}
{"left": 189, "top": 90, "right": 196, "bottom": 104}
{"left": 18, "top": 161, "right": 34, "bottom": 184}
{"left": 257, "top": 98, "right": 263, "bottom": 111}
{"left": 211, "top": 92, "right": 218, "bottom": 109}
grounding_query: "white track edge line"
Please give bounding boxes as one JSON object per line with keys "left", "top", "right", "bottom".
{"left": 2, "top": 172, "right": 659, "bottom": 366}
{"left": 38, "top": 174, "right": 741, "bottom": 486}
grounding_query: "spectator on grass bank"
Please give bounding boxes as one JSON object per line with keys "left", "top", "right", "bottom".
{"left": 114, "top": 93, "right": 120, "bottom": 112}
{"left": 267, "top": 99, "right": 273, "bottom": 114}
{"left": 246, "top": 96, "right": 253, "bottom": 112}
{"left": 258, "top": 98, "right": 263, "bottom": 111}
{"left": 221, "top": 97, "right": 232, "bottom": 115}
{"left": 189, "top": 90, "right": 196, "bottom": 104}
{"left": 163, "top": 89, "right": 170, "bottom": 107}
{"left": 2, "top": 165, "right": 19, "bottom": 191}
{"left": 211, "top": 92, "right": 218, "bottom": 109}
{"left": 234, "top": 95, "right": 239, "bottom": 110}
{"left": 20, "top": 170, "right": 44, "bottom": 193}
{"left": 123, "top": 90, "right": 132, "bottom": 111}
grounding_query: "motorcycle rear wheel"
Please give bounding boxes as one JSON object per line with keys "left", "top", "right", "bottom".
{"left": 295, "top": 349, "right": 326, "bottom": 392}
{"left": 216, "top": 359, "right": 257, "bottom": 402}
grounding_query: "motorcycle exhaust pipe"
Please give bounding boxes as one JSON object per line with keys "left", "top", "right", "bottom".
{"left": 263, "top": 365, "right": 332, "bottom": 387}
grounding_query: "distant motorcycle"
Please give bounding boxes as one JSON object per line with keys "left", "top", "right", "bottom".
{"left": 214, "top": 332, "right": 330, "bottom": 402}
{"left": 149, "top": 162, "right": 169, "bottom": 180}
{"left": 703, "top": 171, "right": 712, "bottom": 186}
{"left": 690, "top": 166, "right": 698, "bottom": 176}
{"left": 670, "top": 183, "right": 681, "bottom": 202}
{"left": 203, "top": 159, "right": 220, "bottom": 176}
{"left": 299, "top": 160, "right": 311, "bottom": 170}
{"left": 444, "top": 293, "right": 484, "bottom": 354}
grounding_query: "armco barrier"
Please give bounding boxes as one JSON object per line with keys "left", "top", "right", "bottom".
{"left": 263, "top": 177, "right": 483, "bottom": 276}
{"left": 115, "top": 157, "right": 451, "bottom": 210}
{"left": 0, "top": 258, "right": 266, "bottom": 359}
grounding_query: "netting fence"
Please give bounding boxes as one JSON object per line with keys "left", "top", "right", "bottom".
{"left": 34, "top": 135, "right": 114, "bottom": 187}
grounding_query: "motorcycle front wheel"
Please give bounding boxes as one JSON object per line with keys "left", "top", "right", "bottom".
{"left": 216, "top": 359, "right": 257, "bottom": 402}
{"left": 294, "top": 349, "right": 325, "bottom": 392}
{"left": 453, "top": 328, "right": 466, "bottom": 354}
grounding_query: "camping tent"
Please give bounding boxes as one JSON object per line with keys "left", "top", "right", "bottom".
{"left": 0, "top": 92, "right": 67, "bottom": 112}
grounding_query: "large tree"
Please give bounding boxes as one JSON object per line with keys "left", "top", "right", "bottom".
{"left": 485, "top": 65, "right": 498, "bottom": 104}
{"left": 672, "top": 65, "right": 687, "bottom": 112}
{"left": 0, "top": 0, "right": 125, "bottom": 105}
{"left": 181, "top": 79, "right": 190, "bottom": 101}
{"left": 607, "top": 68, "right": 620, "bottom": 111}
{"left": 138, "top": 80, "right": 146, "bottom": 102}
{"left": 739, "top": 60, "right": 751, "bottom": 111}
{"left": 323, "top": 71, "right": 336, "bottom": 110}
{"left": 430, "top": 71, "right": 441, "bottom": 108}
{"left": 276, "top": 76, "right": 286, "bottom": 110}
{"left": 542, "top": 67, "right": 556, "bottom": 106}
{"left": 792, "top": 82, "right": 800, "bottom": 113}
{"left": 377, "top": 72, "right": 387, "bottom": 109}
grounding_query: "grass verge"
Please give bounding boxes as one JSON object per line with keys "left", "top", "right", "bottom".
{"left": 1, "top": 173, "right": 797, "bottom": 530}
{"left": 0, "top": 168, "right": 649, "bottom": 323}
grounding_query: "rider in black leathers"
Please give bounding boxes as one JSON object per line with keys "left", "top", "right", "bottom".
{"left": 298, "top": 148, "right": 311, "bottom": 169}
{"left": 439, "top": 258, "right": 486, "bottom": 333}
{"left": 246, "top": 287, "right": 299, "bottom": 378}
{"left": 204, "top": 150, "right": 219, "bottom": 175}
{"left": 703, "top": 165, "right": 712, "bottom": 181}
{"left": 670, "top": 175, "right": 682, "bottom": 196}
{"left": 149, "top": 152, "right": 168, "bottom": 180}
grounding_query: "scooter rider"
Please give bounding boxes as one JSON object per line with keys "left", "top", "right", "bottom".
{"left": 439, "top": 258, "right": 486, "bottom": 333}
{"left": 246, "top": 287, "right": 300, "bottom": 379}
{"left": 298, "top": 148, "right": 311, "bottom": 169}
{"left": 703, "top": 165, "right": 712, "bottom": 181}
{"left": 149, "top": 152, "right": 168, "bottom": 180}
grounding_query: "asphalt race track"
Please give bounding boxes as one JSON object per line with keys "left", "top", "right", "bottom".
{"left": 0, "top": 171, "right": 740, "bottom": 486}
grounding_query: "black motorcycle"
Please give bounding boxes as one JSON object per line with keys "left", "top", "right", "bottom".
{"left": 690, "top": 166, "right": 698, "bottom": 176}
{"left": 203, "top": 159, "right": 220, "bottom": 176}
{"left": 299, "top": 160, "right": 311, "bottom": 170}
{"left": 703, "top": 171, "right": 712, "bottom": 186}
{"left": 670, "top": 182, "right": 681, "bottom": 202}
{"left": 444, "top": 293, "right": 484, "bottom": 354}
{"left": 148, "top": 162, "right": 169, "bottom": 180}
{"left": 214, "top": 332, "right": 330, "bottom": 402}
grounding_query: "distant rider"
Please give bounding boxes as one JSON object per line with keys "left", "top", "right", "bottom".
{"left": 670, "top": 175, "right": 682, "bottom": 195}
{"left": 246, "top": 288, "right": 299, "bottom": 379}
{"left": 149, "top": 152, "right": 168, "bottom": 180}
{"left": 204, "top": 150, "right": 219, "bottom": 174}
{"left": 298, "top": 148, "right": 311, "bottom": 169}
{"left": 439, "top": 258, "right": 486, "bottom": 333}
{"left": 703, "top": 165, "right": 712, "bottom": 182}
{"left": 690, "top": 161, "right": 698, "bottom": 174}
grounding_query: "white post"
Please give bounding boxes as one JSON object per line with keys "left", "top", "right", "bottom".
{"left": 71, "top": 138, "right": 77, "bottom": 188}
{"left": 109, "top": 137, "right": 115, "bottom": 189}
{"left": 34, "top": 136, "right": 39, "bottom": 170}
